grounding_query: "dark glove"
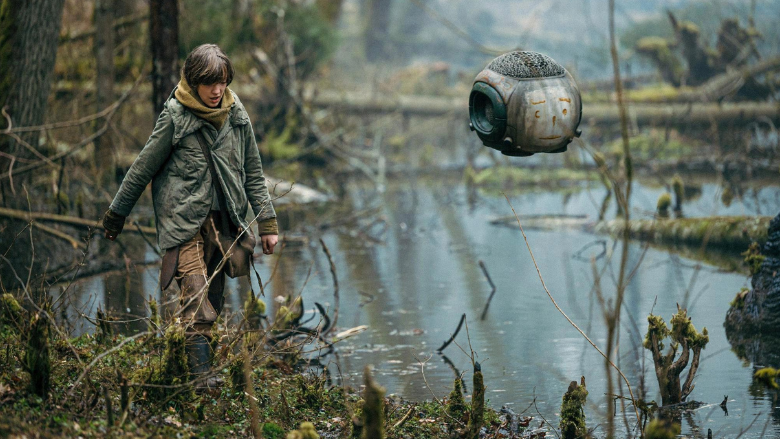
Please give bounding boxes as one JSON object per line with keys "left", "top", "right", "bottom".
{"left": 102, "top": 209, "right": 126, "bottom": 240}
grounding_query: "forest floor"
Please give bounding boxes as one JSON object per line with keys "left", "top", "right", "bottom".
{"left": 0, "top": 307, "right": 530, "bottom": 439}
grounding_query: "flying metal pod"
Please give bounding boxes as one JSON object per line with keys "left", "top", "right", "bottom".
{"left": 469, "top": 51, "right": 582, "bottom": 157}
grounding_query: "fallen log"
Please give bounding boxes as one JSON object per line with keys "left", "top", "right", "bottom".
{"left": 308, "top": 89, "right": 780, "bottom": 127}
{"left": 0, "top": 207, "right": 156, "bottom": 235}
{"left": 592, "top": 216, "right": 771, "bottom": 251}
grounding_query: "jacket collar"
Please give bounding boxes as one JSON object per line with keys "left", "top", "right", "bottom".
{"left": 166, "top": 88, "right": 250, "bottom": 142}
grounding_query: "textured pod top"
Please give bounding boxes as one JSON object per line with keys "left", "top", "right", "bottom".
{"left": 486, "top": 51, "right": 565, "bottom": 79}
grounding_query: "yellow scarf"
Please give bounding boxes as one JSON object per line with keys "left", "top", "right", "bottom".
{"left": 174, "top": 78, "right": 235, "bottom": 130}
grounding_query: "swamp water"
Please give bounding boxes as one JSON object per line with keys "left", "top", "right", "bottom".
{"left": 59, "top": 175, "right": 780, "bottom": 438}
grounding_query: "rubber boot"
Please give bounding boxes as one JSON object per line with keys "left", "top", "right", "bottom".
{"left": 186, "top": 334, "right": 222, "bottom": 391}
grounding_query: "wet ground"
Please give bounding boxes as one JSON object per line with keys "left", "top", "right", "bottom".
{"left": 58, "top": 174, "right": 780, "bottom": 438}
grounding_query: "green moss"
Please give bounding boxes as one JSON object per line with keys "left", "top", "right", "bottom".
{"left": 753, "top": 368, "right": 779, "bottom": 390}
{"left": 262, "top": 422, "right": 286, "bottom": 439}
{"left": 287, "top": 421, "right": 319, "bottom": 439}
{"left": 467, "top": 363, "right": 485, "bottom": 439}
{"left": 446, "top": 376, "right": 467, "bottom": 423}
{"left": 644, "top": 308, "right": 709, "bottom": 405}
{"left": 635, "top": 37, "right": 684, "bottom": 84}
{"left": 275, "top": 297, "right": 303, "bottom": 330}
{"left": 595, "top": 216, "right": 771, "bottom": 252}
{"left": 644, "top": 314, "right": 670, "bottom": 351}
{"left": 742, "top": 242, "right": 766, "bottom": 275}
{"left": 644, "top": 418, "right": 680, "bottom": 439}
{"left": 623, "top": 84, "right": 684, "bottom": 102}
{"left": 0, "top": 293, "right": 22, "bottom": 328}
{"left": 245, "top": 295, "right": 266, "bottom": 329}
{"left": 265, "top": 120, "right": 300, "bottom": 161}
{"left": 148, "top": 298, "right": 161, "bottom": 331}
{"left": 657, "top": 193, "right": 672, "bottom": 218}
{"left": 679, "top": 21, "right": 700, "bottom": 35}
{"left": 560, "top": 377, "right": 588, "bottom": 439}
{"left": 608, "top": 131, "right": 695, "bottom": 161}
{"left": 472, "top": 167, "right": 595, "bottom": 188}
{"left": 136, "top": 324, "right": 191, "bottom": 402}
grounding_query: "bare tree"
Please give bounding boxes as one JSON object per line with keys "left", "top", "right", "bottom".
{"left": 150, "top": 0, "right": 179, "bottom": 117}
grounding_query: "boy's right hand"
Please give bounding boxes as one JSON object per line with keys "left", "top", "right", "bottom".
{"left": 102, "top": 209, "right": 126, "bottom": 241}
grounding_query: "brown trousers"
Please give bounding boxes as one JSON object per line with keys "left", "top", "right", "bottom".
{"left": 174, "top": 211, "right": 228, "bottom": 336}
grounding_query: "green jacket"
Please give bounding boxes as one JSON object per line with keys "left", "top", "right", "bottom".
{"left": 109, "top": 90, "right": 276, "bottom": 250}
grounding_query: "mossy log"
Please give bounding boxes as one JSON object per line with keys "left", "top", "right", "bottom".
{"left": 593, "top": 216, "right": 771, "bottom": 251}
{"left": 308, "top": 90, "right": 780, "bottom": 127}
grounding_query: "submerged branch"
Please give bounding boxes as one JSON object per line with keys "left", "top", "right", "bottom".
{"left": 478, "top": 260, "right": 497, "bottom": 321}
{"left": 437, "top": 313, "right": 466, "bottom": 353}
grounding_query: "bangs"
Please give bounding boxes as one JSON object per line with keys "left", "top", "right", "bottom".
{"left": 183, "top": 44, "right": 235, "bottom": 87}
{"left": 198, "top": 60, "right": 230, "bottom": 85}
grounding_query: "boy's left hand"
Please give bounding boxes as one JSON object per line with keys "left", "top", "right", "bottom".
{"left": 261, "top": 234, "right": 278, "bottom": 255}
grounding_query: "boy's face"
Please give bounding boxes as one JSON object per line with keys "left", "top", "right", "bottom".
{"left": 197, "top": 82, "right": 227, "bottom": 108}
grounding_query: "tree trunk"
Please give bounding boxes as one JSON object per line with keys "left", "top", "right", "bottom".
{"left": 0, "top": 0, "right": 66, "bottom": 204}
{"left": 150, "top": 0, "right": 179, "bottom": 117}
{"left": 364, "top": 0, "right": 392, "bottom": 62}
{"left": 94, "top": 0, "right": 116, "bottom": 188}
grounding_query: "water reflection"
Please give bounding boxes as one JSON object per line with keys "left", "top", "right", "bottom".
{"left": 58, "top": 175, "right": 780, "bottom": 437}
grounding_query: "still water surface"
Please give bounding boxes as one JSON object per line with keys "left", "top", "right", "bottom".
{"left": 63, "top": 175, "right": 780, "bottom": 437}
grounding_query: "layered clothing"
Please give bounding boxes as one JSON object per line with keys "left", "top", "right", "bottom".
{"left": 109, "top": 86, "right": 276, "bottom": 251}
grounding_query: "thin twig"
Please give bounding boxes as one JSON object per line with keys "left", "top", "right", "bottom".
{"left": 503, "top": 194, "right": 641, "bottom": 423}
{"left": 533, "top": 394, "right": 561, "bottom": 439}
{"left": 0, "top": 71, "right": 144, "bottom": 180}
{"left": 66, "top": 331, "right": 149, "bottom": 399}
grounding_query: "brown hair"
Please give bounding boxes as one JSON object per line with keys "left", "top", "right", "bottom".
{"left": 182, "top": 44, "right": 235, "bottom": 87}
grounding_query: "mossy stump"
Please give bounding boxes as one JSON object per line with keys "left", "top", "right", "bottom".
{"left": 656, "top": 193, "right": 672, "bottom": 218}
{"left": 361, "top": 366, "right": 385, "bottom": 439}
{"left": 644, "top": 418, "right": 680, "bottom": 439}
{"left": 753, "top": 367, "right": 779, "bottom": 390}
{"left": 467, "top": 362, "right": 485, "bottom": 439}
{"left": 25, "top": 311, "right": 51, "bottom": 398}
{"left": 446, "top": 376, "right": 468, "bottom": 423}
{"left": 644, "top": 306, "right": 709, "bottom": 405}
{"left": 137, "top": 323, "right": 190, "bottom": 402}
{"left": 560, "top": 376, "right": 588, "bottom": 439}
